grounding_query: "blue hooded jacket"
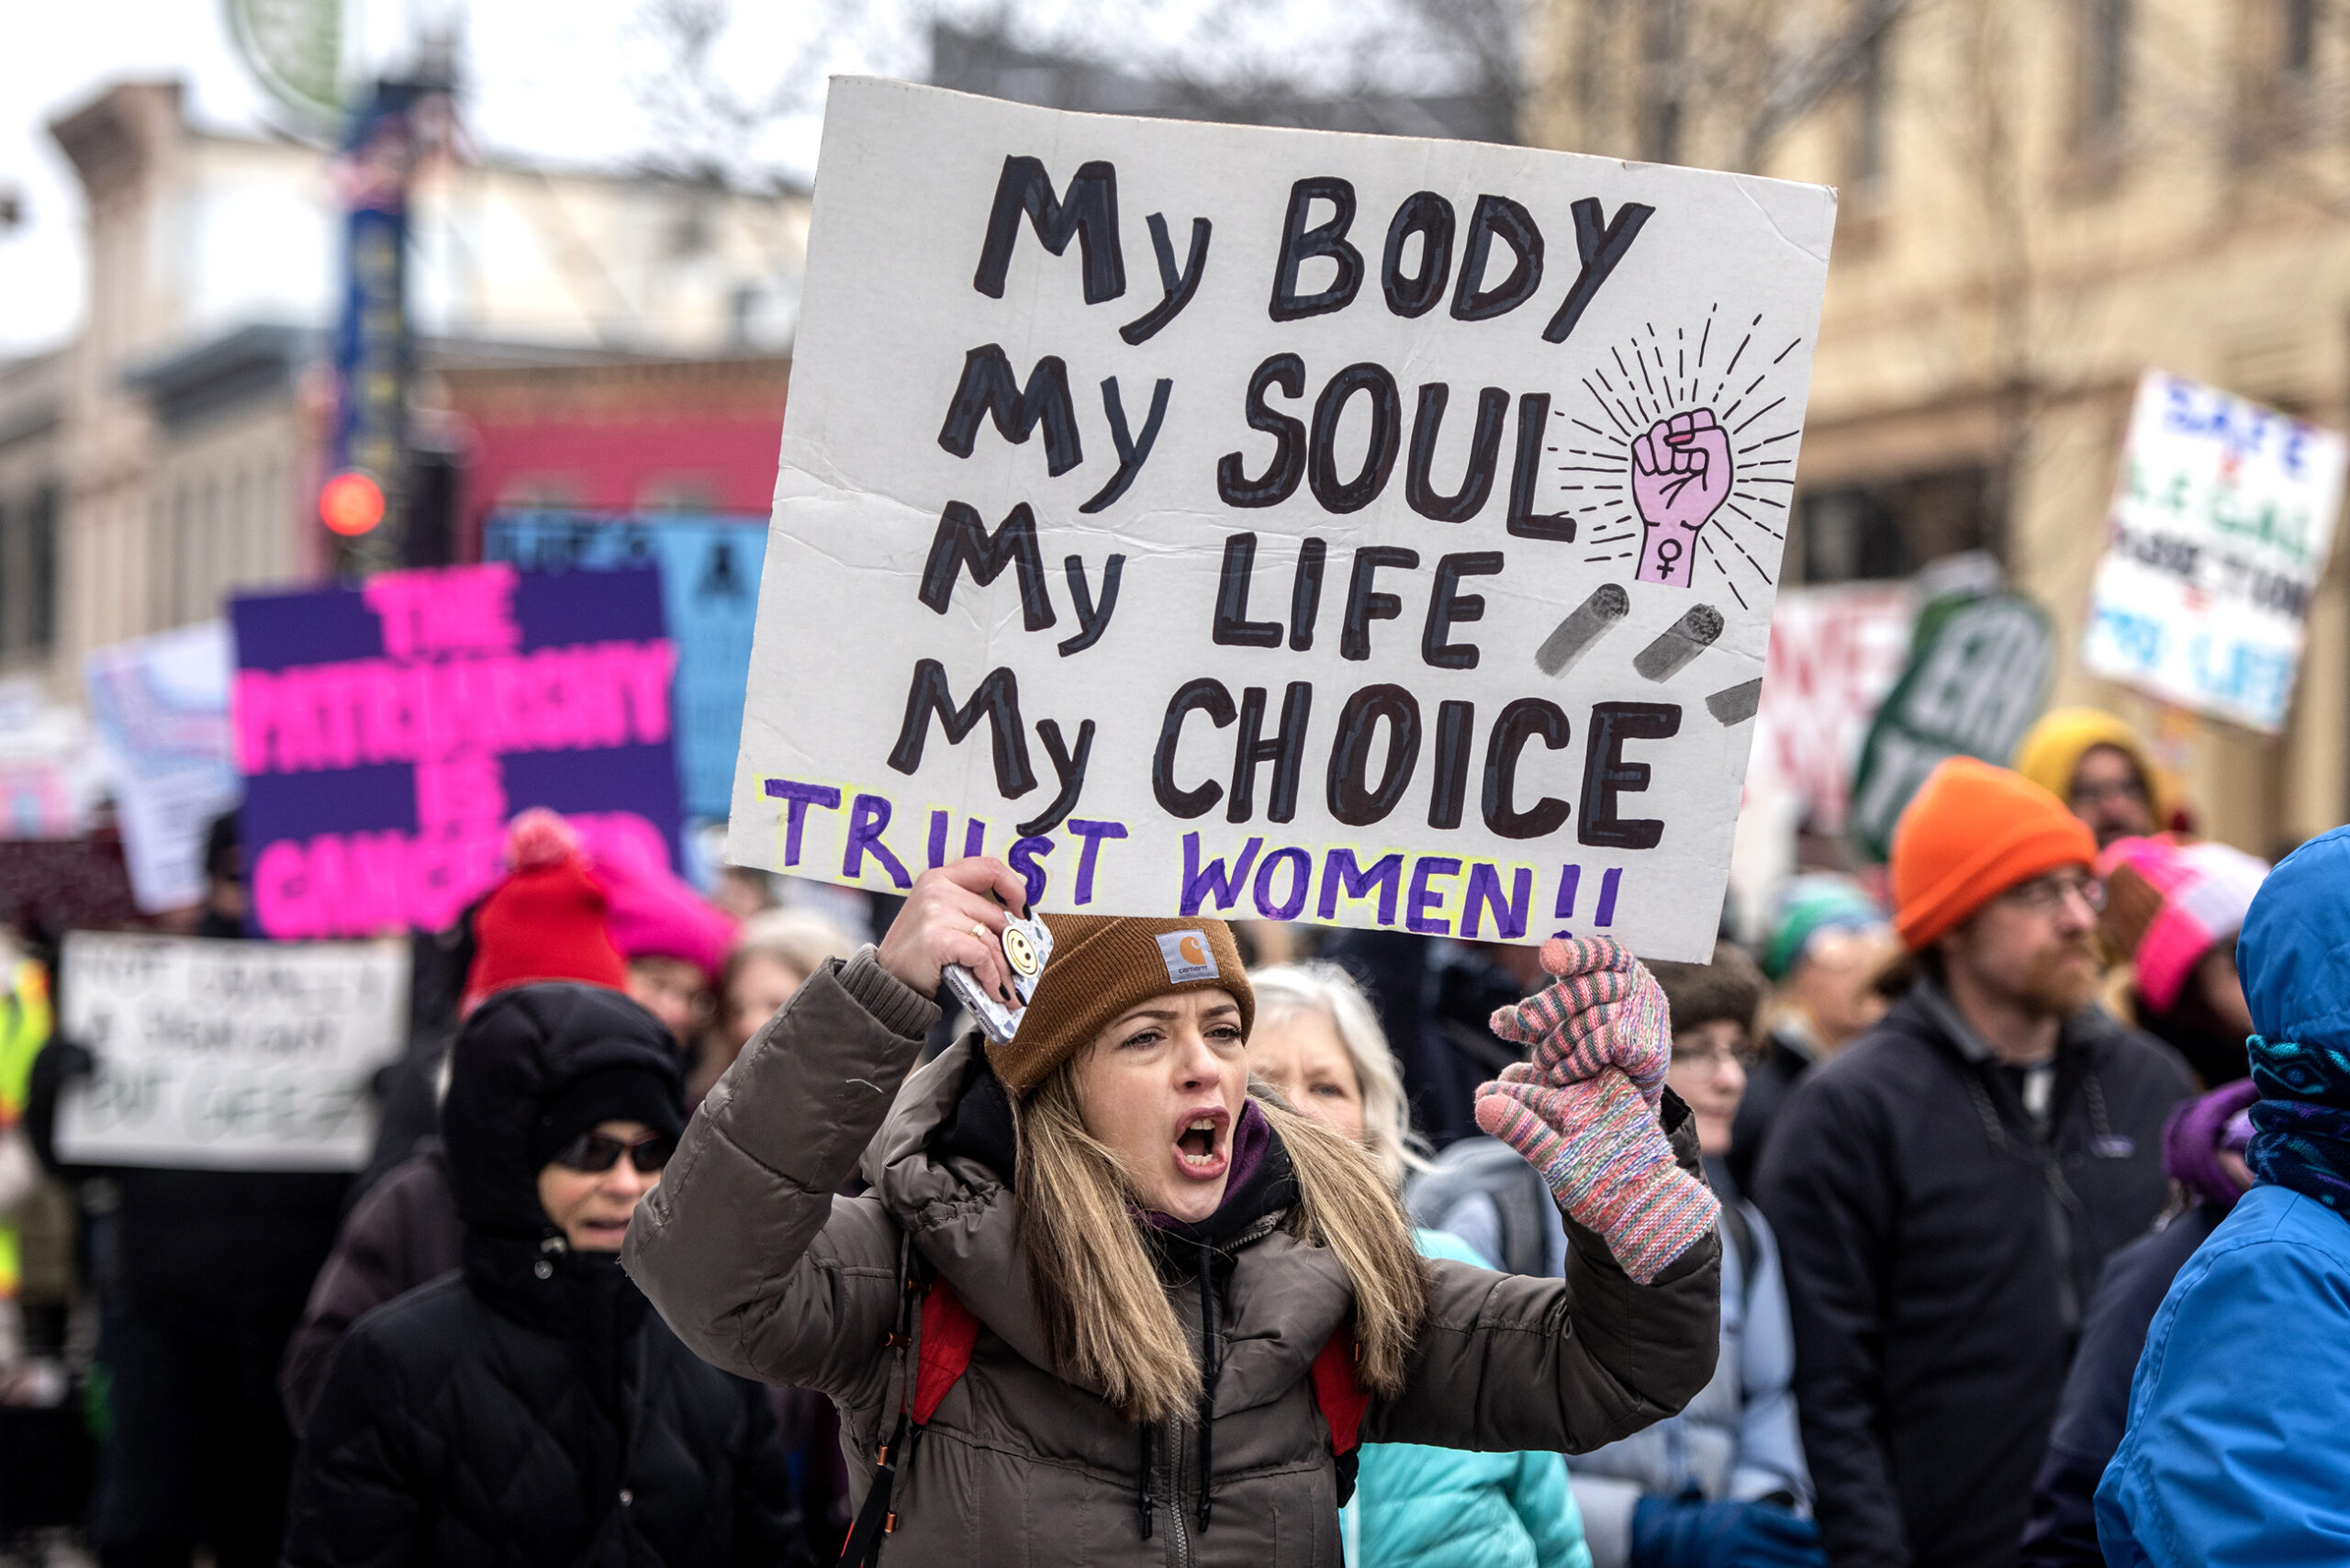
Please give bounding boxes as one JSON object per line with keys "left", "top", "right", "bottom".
{"left": 2096, "top": 825, "right": 2350, "bottom": 1567}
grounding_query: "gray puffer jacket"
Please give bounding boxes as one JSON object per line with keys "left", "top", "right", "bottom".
{"left": 622, "top": 949, "right": 1721, "bottom": 1568}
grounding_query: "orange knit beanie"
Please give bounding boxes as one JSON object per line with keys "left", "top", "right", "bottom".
{"left": 988, "top": 913, "right": 1253, "bottom": 1093}
{"left": 1890, "top": 756, "right": 2098, "bottom": 951}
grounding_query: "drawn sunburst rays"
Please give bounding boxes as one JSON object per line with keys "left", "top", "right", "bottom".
{"left": 1542, "top": 303, "right": 1807, "bottom": 611}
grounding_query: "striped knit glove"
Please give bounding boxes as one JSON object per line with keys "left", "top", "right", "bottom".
{"left": 1473, "top": 936, "right": 1719, "bottom": 1284}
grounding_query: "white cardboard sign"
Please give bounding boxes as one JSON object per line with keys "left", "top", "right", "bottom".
{"left": 55, "top": 933, "right": 410, "bottom": 1170}
{"left": 730, "top": 79, "right": 1835, "bottom": 958}
{"left": 2084, "top": 370, "right": 2347, "bottom": 733}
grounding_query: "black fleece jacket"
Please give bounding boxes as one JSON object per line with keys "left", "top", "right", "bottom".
{"left": 1751, "top": 984, "right": 2191, "bottom": 1568}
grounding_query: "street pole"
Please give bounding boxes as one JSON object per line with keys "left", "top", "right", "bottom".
{"left": 320, "top": 75, "right": 443, "bottom": 575}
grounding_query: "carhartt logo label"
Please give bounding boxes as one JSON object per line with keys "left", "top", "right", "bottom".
{"left": 1157, "top": 930, "right": 1218, "bottom": 983}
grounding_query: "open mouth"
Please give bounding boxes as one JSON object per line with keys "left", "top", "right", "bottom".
{"left": 1173, "top": 1109, "right": 1230, "bottom": 1179}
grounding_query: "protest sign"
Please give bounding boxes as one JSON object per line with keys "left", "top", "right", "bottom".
{"left": 231, "top": 563, "right": 683, "bottom": 939}
{"left": 85, "top": 622, "right": 241, "bottom": 913}
{"left": 1846, "top": 590, "right": 2053, "bottom": 863}
{"left": 483, "top": 511, "right": 767, "bottom": 823}
{"left": 728, "top": 80, "right": 1835, "bottom": 958}
{"left": 2082, "top": 371, "right": 2346, "bottom": 733}
{"left": 53, "top": 932, "right": 409, "bottom": 1170}
{"left": 1751, "top": 583, "right": 1918, "bottom": 835}
{"left": 0, "top": 679, "right": 105, "bottom": 842}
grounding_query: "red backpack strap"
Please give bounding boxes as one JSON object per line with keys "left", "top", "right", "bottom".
{"left": 1309, "top": 1324, "right": 1370, "bottom": 1456}
{"left": 842, "top": 1272, "right": 985, "bottom": 1566}
{"left": 911, "top": 1278, "right": 981, "bottom": 1427}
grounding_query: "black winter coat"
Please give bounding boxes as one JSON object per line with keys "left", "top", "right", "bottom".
{"left": 280, "top": 983, "right": 806, "bottom": 1568}
{"left": 1751, "top": 982, "right": 2192, "bottom": 1568}
{"left": 2018, "top": 1204, "right": 2224, "bottom": 1568}
{"left": 285, "top": 1269, "right": 794, "bottom": 1567}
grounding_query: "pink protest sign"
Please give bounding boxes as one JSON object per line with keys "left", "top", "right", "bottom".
{"left": 230, "top": 564, "right": 683, "bottom": 939}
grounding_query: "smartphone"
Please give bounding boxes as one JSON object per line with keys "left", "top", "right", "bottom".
{"left": 944, "top": 912, "right": 1054, "bottom": 1045}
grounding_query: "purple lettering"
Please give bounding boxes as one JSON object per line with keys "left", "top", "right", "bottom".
{"left": 1066, "top": 818, "right": 1128, "bottom": 906}
{"left": 1317, "top": 848, "right": 1403, "bottom": 925}
{"left": 763, "top": 778, "right": 843, "bottom": 868}
{"left": 1406, "top": 856, "right": 1461, "bottom": 935}
{"left": 1180, "top": 833, "right": 1263, "bottom": 915}
{"left": 1252, "top": 846, "right": 1312, "bottom": 922}
{"left": 845, "top": 792, "right": 912, "bottom": 890}
{"left": 1009, "top": 835, "right": 1053, "bottom": 909}
{"left": 1462, "top": 864, "right": 1531, "bottom": 940}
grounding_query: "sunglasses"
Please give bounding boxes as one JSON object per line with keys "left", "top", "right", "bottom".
{"left": 553, "top": 1130, "right": 676, "bottom": 1175}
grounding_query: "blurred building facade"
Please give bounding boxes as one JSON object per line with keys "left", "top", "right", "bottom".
{"left": 2, "top": 80, "right": 805, "bottom": 700}
{"left": 1528, "top": 0, "right": 2350, "bottom": 857}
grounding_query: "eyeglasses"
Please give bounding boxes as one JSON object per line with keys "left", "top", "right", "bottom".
{"left": 2070, "top": 778, "right": 2149, "bottom": 808}
{"left": 553, "top": 1130, "right": 675, "bottom": 1175}
{"left": 1670, "top": 1038, "right": 1753, "bottom": 1070}
{"left": 2000, "top": 871, "right": 2106, "bottom": 914}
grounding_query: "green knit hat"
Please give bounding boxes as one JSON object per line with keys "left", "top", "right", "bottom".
{"left": 1762, "top": 875, "right": 1888, "bottom": 981}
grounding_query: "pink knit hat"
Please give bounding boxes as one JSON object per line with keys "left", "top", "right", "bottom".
{"left": 594, "top": 851, "right": 739, "bottom": 985}
{"left": 2098, "top": 835, "right": 2268, "bottom": 1013}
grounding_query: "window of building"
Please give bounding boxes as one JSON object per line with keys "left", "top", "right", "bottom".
{"left": 0, "top": 485, "right": 61, "bottom": 656}
{"left": 2285, "top": 0, "right": 2321, "bottom": 75}
{"left": 1849, "top": 28, "right": 1890, "bottom": 198}
{"left": 190, "top": 475, "right": 218, "bottom": 626}
{"left": 1790, "top": 467, "right": 1993, "bottom": 584}
{"left": 1639, "top": 0, "right": 1684, "bottom": 163}
{"left": 229, "top": 469, "right": 252, "bottom": 589}
{"left": 2079, "top": 0, "right": 2132, "bottom": 142}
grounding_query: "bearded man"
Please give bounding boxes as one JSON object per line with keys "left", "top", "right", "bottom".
{"left": 1753, "top": 758, "right": 2192, "bottom": 1568}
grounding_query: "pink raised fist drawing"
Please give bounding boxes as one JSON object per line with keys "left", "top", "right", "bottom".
{"left": 1632, "top": 409, "right": 1733, "bottom": 588}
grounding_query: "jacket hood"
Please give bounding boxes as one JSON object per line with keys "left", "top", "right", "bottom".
{"left": 442, "top": 981, "right": 684, "bottom": 1240}
{"left": 2240, "top": 825, "right": 2350, "bottom": 1048}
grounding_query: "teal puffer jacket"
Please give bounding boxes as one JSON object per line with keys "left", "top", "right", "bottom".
{"left": 1346, "top": 1230, "right": 1595, "bottom": 1568}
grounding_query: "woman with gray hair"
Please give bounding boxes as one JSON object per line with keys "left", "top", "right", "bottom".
{"left": 1249, "top": 960, "right": 1594, "bottom": 1568}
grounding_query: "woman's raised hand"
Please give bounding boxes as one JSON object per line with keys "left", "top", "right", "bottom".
{"left": 1474, "top": 935, "right": 1716, "bottom": 1284}
{"left": 1486, "top": 936, "right": 1672, "bottom": 1103}
{"left": 875, "top": 857, "right": 1031, "bottom": 1001}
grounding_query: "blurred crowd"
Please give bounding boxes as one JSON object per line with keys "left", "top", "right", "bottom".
{"left": 0, "top": 697, "right": 2333, "bottom": 1568}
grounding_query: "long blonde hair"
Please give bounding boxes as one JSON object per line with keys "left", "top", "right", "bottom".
{"left": 1014, "top": 1059, "right": 1428, "bottom": 1423}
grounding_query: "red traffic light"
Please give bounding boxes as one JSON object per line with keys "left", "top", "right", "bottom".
{"left": 320, "top": 470, "right": 386, "bottom": 536}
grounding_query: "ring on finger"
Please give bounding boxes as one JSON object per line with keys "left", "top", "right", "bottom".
{"left": 970, "top": 922, "right": 991, "bottom": 944}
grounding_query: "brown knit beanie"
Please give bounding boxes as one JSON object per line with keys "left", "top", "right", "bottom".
{"left": 1648, "top": 939, "right": 1767, "bottom": 1037}
{"left": 989, "top": 913, "right": 1254, "bottom": 1093}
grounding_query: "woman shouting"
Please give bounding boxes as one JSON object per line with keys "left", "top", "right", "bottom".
{"left": 622, "top": 857, "right": 1721, "bottom": 1566}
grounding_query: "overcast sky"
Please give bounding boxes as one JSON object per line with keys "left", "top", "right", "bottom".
{"left": 0, "top": 0, "right": 847, "bottom": 357}
{"left": 0, "top": 0, "right": 1476, "bottom": 357}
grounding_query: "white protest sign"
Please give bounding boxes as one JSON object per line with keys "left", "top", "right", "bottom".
{"left": 84, "top": 622, "right": 240, "bottom": 913}
{"left": 2084, "top": 370, "right": 2347, "bottom": 733}
{"left": 731, "top": 80, "right": 1835, "bottom": 958}
{"left": 55, "top": 933, "right": 410, "bottom": 1170}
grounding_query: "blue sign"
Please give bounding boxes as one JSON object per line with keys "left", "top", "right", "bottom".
{"left": 483, "top": 512, "right": 767, "bottom": 822}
